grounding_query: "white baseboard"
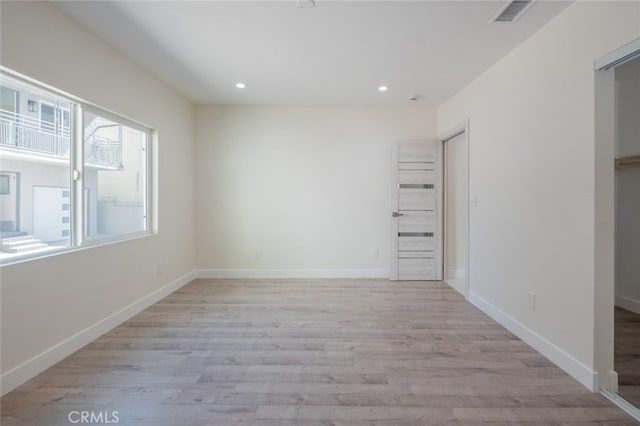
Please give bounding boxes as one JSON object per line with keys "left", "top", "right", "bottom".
{"left": 468, "top": 291, "right": 599, "bottom": 391}
{"left": 195, "top": 269, "right": 390, "bottom": 279}
{"left": 0, "top": 270, "right": 197, "bottom": 396}
{"left": 615, "top": 295, "right": 640, "bottom": 315}
{"left": 610, "top": 370, "right": 619, "bottom": 392}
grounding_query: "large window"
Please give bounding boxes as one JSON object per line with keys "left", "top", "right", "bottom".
{"left": 0, "top": 70, "right": 153, "bottom": 264}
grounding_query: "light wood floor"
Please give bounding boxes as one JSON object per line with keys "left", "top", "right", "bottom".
{"left": 2, "top": 279, "right": 636, "bottom": 425}
{"left": 615, "top": 306, "right": 640, "bottom": 409}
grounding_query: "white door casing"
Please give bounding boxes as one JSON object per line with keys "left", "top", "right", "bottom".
{"left": 390, "top": 140, "right": 443, "bottom": 280}
{"left": 444, "top": 131, "right": 468, "bottom": 295}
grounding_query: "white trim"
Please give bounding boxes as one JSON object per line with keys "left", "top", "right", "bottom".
{"left": 435, "top": 139, "right": 443, "bottom": 281}
{"left": 610, "top": 371, "right": 619, "bottom": 393}
{"left": 0, "top": 232, "right": 155, "bottom": 268}
{"left": 468, "top": 291, "right": 599, "bottom": 391}
{"left": 615, "top": 295, "right": 640, "bottom": 315}
{"left": 601, "top": 390, "right": 640, "bottom": 422}
{"left": 593, "top": 61, "right": 617, "bottom": 391}
{"left": 196, "top": 269, "right": 390, "bottom": 279}
{"left": 0, "top": 270, "right": 197, "bottom": 396}
{"left": 439, "top": 123, "right": 466, "bottom": 143}
{"left": 595, "top": 38, "right": 640, "bottom": 70}
{"left": 390, "top": 141, "right": 399, "bottom": 281}
{"left": 71, "top": 103, "right": 83, "bottom": 247}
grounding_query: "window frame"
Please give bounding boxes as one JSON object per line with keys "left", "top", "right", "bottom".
{"left": 0, "top": 67, "right": 156, "bottom": 266}
{"left": 79, "top": 104, "right": 151, "bottom": 248}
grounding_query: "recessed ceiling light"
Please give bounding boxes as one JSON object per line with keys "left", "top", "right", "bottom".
{"left": 378, "top": 86, "right": 389, "bottom": 92}
{"left": 236, "top": 82, "right": 246, "bottom": 89}
{"left": 298, "top": 0, "right": 315, "bottom": 8}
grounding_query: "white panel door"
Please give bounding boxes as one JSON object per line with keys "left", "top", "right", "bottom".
{"left": 391, "top": 140, "right": 442, "bottom": 280}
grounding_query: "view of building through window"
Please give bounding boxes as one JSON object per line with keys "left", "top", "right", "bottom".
{"left": 0, "top": 75, "right": 149, "bottom": 262}
{"left": 0, "top": 79, "right": 72, "bottom": 258}
{"left": 83, "top": 111, "right": 147, "bottom": 240}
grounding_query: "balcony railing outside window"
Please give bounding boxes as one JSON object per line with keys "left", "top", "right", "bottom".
{"left": 0, "top": 108, "right": 122, "bottom": 168}
{"left": 0, "top": 108, "right": 69, "bottom": 158}
{"left": 84, "top": 123, "right": 123, "bottom": 168}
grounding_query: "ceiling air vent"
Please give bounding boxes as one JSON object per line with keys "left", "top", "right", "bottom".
{"left": 492, "top": 0, "right": 535, "bottom": 23}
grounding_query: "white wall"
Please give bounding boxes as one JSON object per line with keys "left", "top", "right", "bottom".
{"left": 438, "top": 1, "right": 640, "bottom": 390}
{"left": 615, "top": 58, "right": 640, "bottom": 313}
{"left": 196, "top": 106, "right": 436, "bottom": 275}
{"left": 0, "top": 0, "right": 196, "bottom": 385}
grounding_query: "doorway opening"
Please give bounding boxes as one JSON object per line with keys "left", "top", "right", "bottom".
{"left": 440, "top": 122, "right": 470, "bottom": 298}
{"left": 613, "top": 55, "right": 640, "bottom": 410}
{"left": 594, "top": 38, "right": 640, "bottom": 420}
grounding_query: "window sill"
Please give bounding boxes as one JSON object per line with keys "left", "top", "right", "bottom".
{"left": 0, "top": 232, "right": 156, "bottom": 268}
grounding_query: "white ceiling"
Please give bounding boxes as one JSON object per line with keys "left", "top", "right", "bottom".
{"left": 53, "top": 1, "right": 572, "bottom": 107}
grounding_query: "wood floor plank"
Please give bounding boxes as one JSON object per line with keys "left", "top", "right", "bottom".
{"left": 616, "top": 306, "right": 640, "bottom": 410}
{"left": 1, "top": 279, "right": 635, "bottom": 425}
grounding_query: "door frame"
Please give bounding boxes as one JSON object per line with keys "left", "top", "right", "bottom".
{"left": 438, "top": 120, "right": 470, "bottom": 299}
{"left": 594, "top": 38, "right": 640, "bottom": 416}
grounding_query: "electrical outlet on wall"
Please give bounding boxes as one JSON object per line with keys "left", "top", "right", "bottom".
{"left": 255, "top": 250, "right": 263, "bottom": 261}
{"left": 527, "top": 292, "right": 536, "bottom": 310}
{"left": 156, "top": 262, "right": 163, "bottom": 276}
{"left": 371, "top": 248, "right": 379, "bottom": 259}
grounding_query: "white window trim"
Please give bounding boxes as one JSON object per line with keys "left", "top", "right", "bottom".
{"left": 0, "top": 233, "right": 156, "bottom": 267}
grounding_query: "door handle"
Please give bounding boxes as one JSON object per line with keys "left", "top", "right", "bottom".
{"left": 392, "top": 212, "right": 404, "bottom": 217}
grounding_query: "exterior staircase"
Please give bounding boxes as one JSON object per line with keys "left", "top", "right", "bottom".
{"left": 1, "top": 235, "right": 49, "bottom": 253}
